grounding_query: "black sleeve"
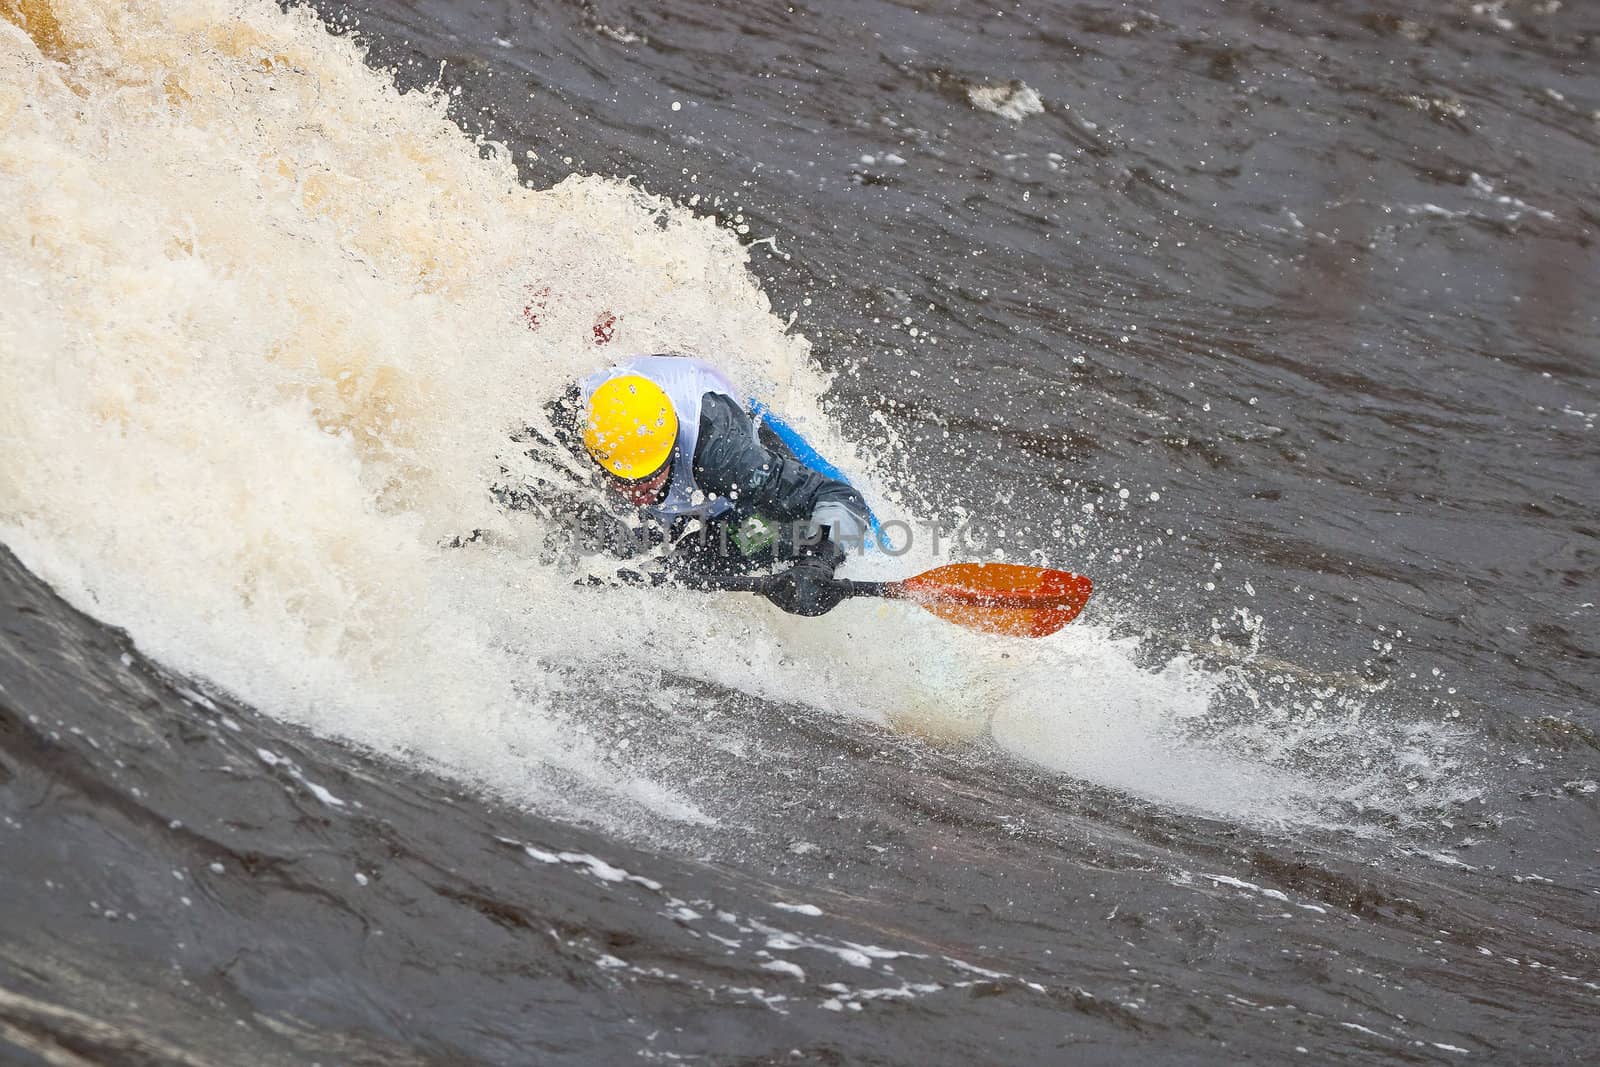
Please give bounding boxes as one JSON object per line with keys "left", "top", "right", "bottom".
{"left": 691, "top": 392, "right": 869, "bottom": 536}
{"left": 541, "top": 382, "right": 586, "bottom": 459}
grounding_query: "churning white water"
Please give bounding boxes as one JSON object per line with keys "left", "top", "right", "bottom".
{"left": 0, "top": 0, "right": 1466, "bottom": 835}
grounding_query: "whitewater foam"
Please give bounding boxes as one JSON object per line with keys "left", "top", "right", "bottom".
{"left": 0, "top": 0, "right": 1470, "bottom": 837}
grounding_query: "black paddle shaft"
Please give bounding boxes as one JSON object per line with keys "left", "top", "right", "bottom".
{"left": 674, "top": 573, "right": 889, "bottom": 599}
{"left": 577, "top": 569, "right": 891, "bottom": 600}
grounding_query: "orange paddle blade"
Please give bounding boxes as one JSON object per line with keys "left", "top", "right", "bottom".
{"left": 888, "top": 563, "right": 1093, "bottom": 638}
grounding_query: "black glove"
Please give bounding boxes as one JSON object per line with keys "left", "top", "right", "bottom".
{"left": 763, "top": 538, "right": 847, "bottom": 616}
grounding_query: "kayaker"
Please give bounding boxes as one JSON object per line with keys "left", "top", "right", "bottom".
{"left": 551, "top": 354, "right": 870, "bottom": 617}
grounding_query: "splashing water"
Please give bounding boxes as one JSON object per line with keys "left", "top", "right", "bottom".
{"left": 0, "top": 0, "right": 1470, "bottom": 836}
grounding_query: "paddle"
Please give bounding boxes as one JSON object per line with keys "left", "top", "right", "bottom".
{"left": 681, "top": 562, "right": 1093, "bottom": 638}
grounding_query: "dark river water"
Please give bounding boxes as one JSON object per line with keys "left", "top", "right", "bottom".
{"left": 2, "top": 0, "right": 1597, "bottom": 1063}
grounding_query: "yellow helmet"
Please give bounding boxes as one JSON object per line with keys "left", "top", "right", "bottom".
{"left": 582, "top": 374, "right": 678, "bottom": 480}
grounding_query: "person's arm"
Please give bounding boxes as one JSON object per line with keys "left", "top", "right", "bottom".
{"left": 541, "top": 382, "right": 587, "bottom": 459}
{"left": 511, "top": 383, "right": 658, "bottom": 560}
{"left": 691, "top": 392, "right": 869, "bottom": 550}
